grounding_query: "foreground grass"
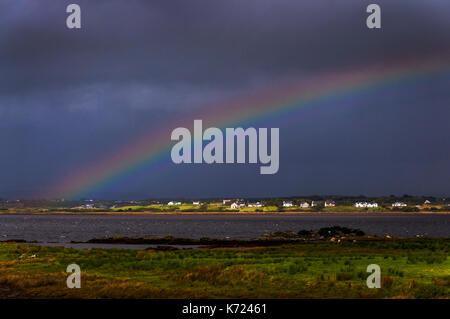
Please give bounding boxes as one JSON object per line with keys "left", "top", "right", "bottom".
{"left": 0, "top": 238, "right": 448, "bottom": 298}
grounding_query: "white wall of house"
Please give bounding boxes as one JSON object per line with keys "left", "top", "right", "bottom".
{"left": 354, "top": 202, "right": 378, "bottom": 208}
{"left": 392, "top": 202, "right": 407, "bottom": 207}
{"left": 248, "top": 202, "right": 262, "bottom": 207}
{"left": 283, "top": 201, "right": 293, "bottom": 207}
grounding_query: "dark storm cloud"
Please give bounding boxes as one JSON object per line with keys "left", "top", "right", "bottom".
{"left": 1, "top": 0, "right": 450, "bottom": 99}
{"left": 0, "top": 0, "right": 449, "bottom": 198}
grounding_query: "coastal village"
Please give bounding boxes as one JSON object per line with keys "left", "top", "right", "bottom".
{"left": 85, "top": 197, "right": 448, "bottom": 212}
{"left": 54, "top": 198, "right": 440, "bottom": 211}
{"left": 176, "top": 199, "right": 428, "bottom": 210}
{"left": 47, "top": 198, "right": 450, "bottom": 212}
{"left": 0, "top": 197, "right": 447, "bottom": 213}
{"left": 141, "top": 198, "right": 434, "bottom": 210}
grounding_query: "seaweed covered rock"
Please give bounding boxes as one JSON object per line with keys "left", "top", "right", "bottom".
{"left": 317, "top": 226, "right": 365, "bottom": 238}
{"left": 263, "top": 226, "right": 366, "bottom": 240}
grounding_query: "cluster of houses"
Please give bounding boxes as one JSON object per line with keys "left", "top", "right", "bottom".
{"left": 167, "top": 201, "right": 204, "bottom": 205}
{"left": 60, "top": 198, "right": 442, "bottom": 211}
{"left": 226, "top": 200, "right": 433, "bottom": 209}
{"left": 167, "top": 201, "right": 182, "bottom": 205}
{"left": 282, "top": 200, "right": 337, "bottom": 208}
{"left": 227, "top": 200, "right": 337, "bottom": 209}
{"left": 159, "top": 199, "right": 435, "bottom": 209}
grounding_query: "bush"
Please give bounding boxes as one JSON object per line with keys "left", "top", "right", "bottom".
{"left": 413, "top": 284, "right": 447, "bottom": 299}
{"left": 336, "top": 272, "right": 353, "bottom": 281}
{"left": 382, "top": 276, "right": 394, "bottom": 288}
{"left": 387, "top": 268, "right": 404, "bottom": 277}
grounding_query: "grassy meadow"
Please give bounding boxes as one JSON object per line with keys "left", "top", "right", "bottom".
{"left": 1, "top": 200, "right": 448, "bottom": 214}
{"left": 110, "top": 203, "right": 387, "bottom": 213}
{"left": 0, "top": 238, "right": 448, "bottom": 298}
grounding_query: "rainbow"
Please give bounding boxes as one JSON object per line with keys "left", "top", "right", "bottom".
{"left": 44, "top": 54, "right": 450, "bottom": 199}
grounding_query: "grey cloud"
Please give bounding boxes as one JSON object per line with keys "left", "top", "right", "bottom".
{"left": 0, "top": 0, "right": 449, "bottom": 198}
{"left": 1, "top": 1, "right": 449, "bottom": 97}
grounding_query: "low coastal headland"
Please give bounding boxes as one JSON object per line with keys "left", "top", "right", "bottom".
{"left": 0, "top": 227, "right": 448, "bottom": 298}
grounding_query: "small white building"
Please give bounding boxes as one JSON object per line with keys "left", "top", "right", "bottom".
{"left": 424, "top": 200, "right": 431, "bottom": 205}
{"left": 392, "top": 202, "right": 407, "bottom": 207}
{"left": 299, "top": 202, "right": 310, "bottom": 208}
{"left": 283, "top": 201, "right": 293, "bottom": 207}
{"left": 324, "top": 201, "right": 336, "bottom": 207}
{"left": 223, "top": 199, "right": 232, "bottom": 205}
{"left": 354, "top": 202, "right": 378, "bottom": 208}
{"left": 192, "top": 201, "right": 200, "bottom": 205}
{"left": 247, "top": 202, "right": 263, "bottom": 207}
{"left": 167, "top": 201, "right": 181, "bottom": 205}
{"left": 231, "top": 202, "right": 245, "bottom": 209}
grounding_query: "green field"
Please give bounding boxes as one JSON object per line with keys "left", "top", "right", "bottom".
{"left": 110, "top": 203, "right": 387, "bottom": 213}
{"left": 0, "top": 238, "right": 448, "bottom": 298}
{"left": 1, "top": 201, "right": 448, "bottom": 214}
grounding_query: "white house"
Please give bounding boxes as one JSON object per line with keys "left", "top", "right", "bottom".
{"left": 192, "top": 201, "right": 200, "bottom": 205}
{"left": 247, "top": 202, "right": 263, "bottom": 207}
{"left": 354, "top": 202, "right": 378, "bottom": 208}
{"left": 299, "top": 202, "right": 310, "bottom": 208}
{"left": 424, "top": 200, "right": 431, "bottom": 205}
{"left": 167, "top": 201, "right": 181, "bottom": 205}
{"left": 231, "top": 202, "right": 245, "bottom": 209}
{"left": 392, "top": 202, "right": 407, "bottom": 207}
{"left": 324, "top": 201, "right": 336, "bottom": 207}
{"left": 223, "top": 199, "right": 232, "bottom": 205}
{"left": 283, "top": 201, "right": 293, "bottom": 207}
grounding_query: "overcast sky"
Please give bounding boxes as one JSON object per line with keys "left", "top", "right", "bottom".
{"left": 1, "top": 0, "right": 449, "bottom": 199}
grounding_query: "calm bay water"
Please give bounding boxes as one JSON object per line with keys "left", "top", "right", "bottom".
{"left": 0, "top": 213, "right": 448, "bottom": 243}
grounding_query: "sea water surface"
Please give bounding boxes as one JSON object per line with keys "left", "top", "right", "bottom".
{"left": 0, "top": 213, "right": 448, "bottom": 244}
